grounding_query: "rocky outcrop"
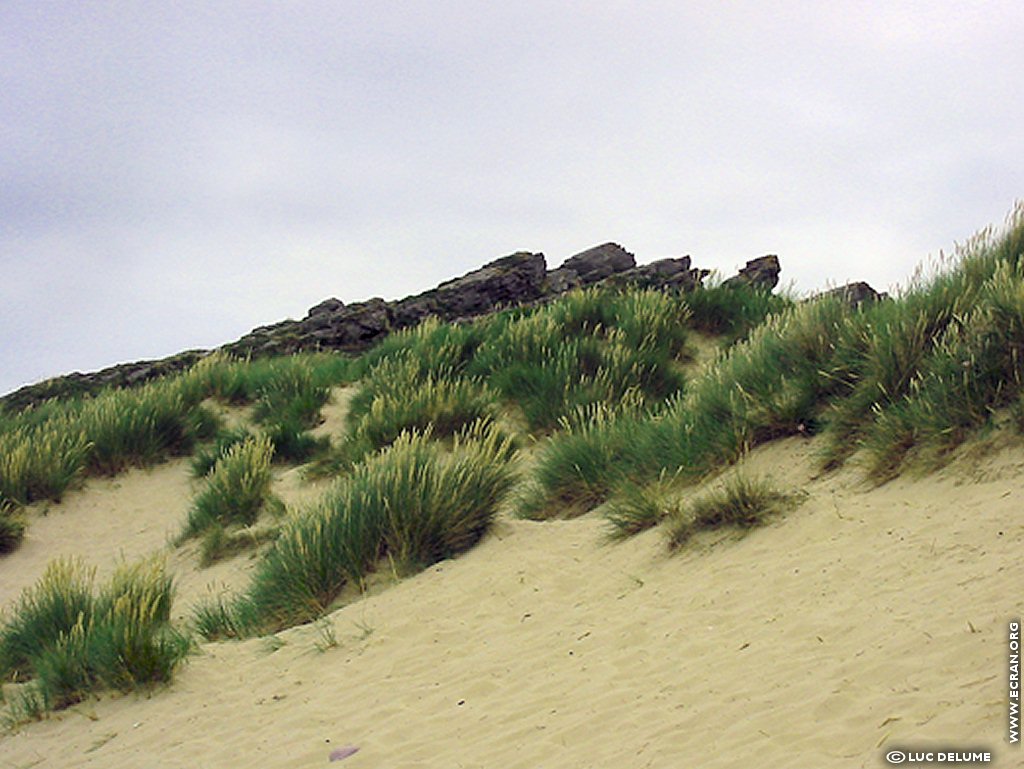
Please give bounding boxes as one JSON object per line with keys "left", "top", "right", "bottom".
{"left": 0, "top": 350, "right": 206, "bottom": 413}
{"left": 393, "top": 251, "right": 548, "bottom": 325}
{"left": 605, "top": 257, "right": 709, "bottom": 291}
{"left": 722, "top": 255, "right": 781, "bottom": 291}
{"left": 815, "top": 281, "right": 886, "bottom": 306}
{"left": 225, "top": 252, "right": 548, "bottom": 358}
{"left": 557, "top": 243, "right": 636, "bottom": 285}
{"left": 1, "top": 242, "right": 812, "bottom": 412}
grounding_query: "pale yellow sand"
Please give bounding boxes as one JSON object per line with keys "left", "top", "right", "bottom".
{"left": 1, "top": 435, "right": 1022, "bottom": 768}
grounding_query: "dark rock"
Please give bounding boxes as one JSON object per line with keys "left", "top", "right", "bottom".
{"left": 606, "top": 257, "right": 709, "bottom": 291}
{"left": 544, "top": 267, "right": 582, "bottom": 295}
{"left": 0, "top": 350, "right": 207, "bottom": 412}
{"left": 723, "top": 255, "right": 781, "bottom": 291}
{"left": 556, "top": 243, "right": 636, "bottom": 286}
{"left": 223, "top": 253, "right": 548, "bottom": 360}
{"left": 306, "top": 298, "right": 345, "bottom": 318}
{"left": 389, "top": 296, "right": 440, "bottom": 329}
{"left": 816, "top": 281, "right": 885, "bottom": 306}
{"left": 425, "top": 252, "right": 548, "bottom": 318}
{"left": 1, "top": 243, "right": 789, "bottom": 412}
{"left": 308, "top": 298, "right": 393, "bottom": 351}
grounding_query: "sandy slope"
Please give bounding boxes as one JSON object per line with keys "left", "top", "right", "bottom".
{"left": 1, "top": 435, "right": 1022, "bottom": 768}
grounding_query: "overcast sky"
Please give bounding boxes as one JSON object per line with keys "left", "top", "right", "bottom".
{"left": 2, "top": 2, "right": 1022, "bottom": 396}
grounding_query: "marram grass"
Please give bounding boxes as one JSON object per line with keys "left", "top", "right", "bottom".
{"left": 190, "top": 425, "right": 254, "bottom": 478}
{"left": 182, "top": 435, "right": 276, "bottom": 539}
{"left": 665, "top": 475, "right": 803, "bottom": 550}
{"left": 0, "top": 558, "right": 189, "bottom": 713}
{"left": 0, "top": 502, "right": 25, "bottom": 554}
{"left": 195, "top": 422, "right": 518, "bottom": 637}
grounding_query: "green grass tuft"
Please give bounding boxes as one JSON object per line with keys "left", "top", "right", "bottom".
{"left": 199, "top": 422, "right": 518, "bottom": 637}
{"left": 683, "top": 281, "right": 791, "bottom": 340}
{"left": 190, "top": 426, "right": 254, "bottom": 478}
{"left": 666, "top": 475, "right": 803, "bottom": 550}
{"left": 182, "top": 435, "right": 275, "bottom": 539}
{"left": 0, "top": 502, "right": 26, "bottom": 554}
{"left": 0, "top": 558, "right": 188, "bottom": 712}
{"left": 604, "top": 480, "right": 676, "bottom": 540}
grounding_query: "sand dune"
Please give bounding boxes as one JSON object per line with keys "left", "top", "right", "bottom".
{"left": 1, "top": 435, "right": 1021, "bottom": 768}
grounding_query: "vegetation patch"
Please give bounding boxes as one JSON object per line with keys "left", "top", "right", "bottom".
{"left": 180, "top": 435, "right": 278, "bottom": 551}
{"left": 0, "top": 558, "right": 189, "bottom": 713}
{"left": 604, "top": 480, "right": 677, "bottom": 540}
{"left": 195, "top": 422, "right": 518, "bottom": 637}
{"left": 0, "top": 502, "right": 25, "bottom": 554}
{"left": 665, "top": 475, "right": 803, "bottom": 550}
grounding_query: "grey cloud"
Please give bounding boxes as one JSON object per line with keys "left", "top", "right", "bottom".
{"left": 2, "top": 2, "right": 1023, "bottom": 394}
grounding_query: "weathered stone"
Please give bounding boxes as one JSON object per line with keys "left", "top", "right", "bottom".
{"left": 306, "top": 298, "right": 345, "bottom": 318}
{"left": 606, "top": 257, "right": 709, "bottom": 291}
{"left": 544, "top": 267, "right": 582, "bottom": 295}
{"left": 557, "top": 243, "right": 636, "bottom": 286}
{"left": 723, "top": 255, "right": 781, "bottom": 291}
{"left": 425, "top": 252, "right": 548, "bottom": 318}
{"left": 0, "top": 350, "right": 207, "bottom": 412}
{"left": 322, "top": 298, "right": 393, "bottom": 350}
{"left": 389, "top": 296, "right": 440, "bottom": 329}
{"left": 2, "top": 243, "right": 796, "bottom": 412}
{"left": 816, "top": 281, "right": 885, "bottom": 306}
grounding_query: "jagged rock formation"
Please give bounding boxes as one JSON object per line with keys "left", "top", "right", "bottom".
{"left": 816, "top": 281, "right": 887, "bottom": 305}
{"left": 722, "top": 254, "right": 781, "bottom": 291}
{"left": 224, "top": 244, "right": 715, "bottom": 358}
{"left": 0, "top": 351, "right": 207, "bottom": 413}
{"left": 225, "top": 252, "right": 549, "bottom": 358}
{"left": 1, "top": 245, "right": 844, "bottom": 412}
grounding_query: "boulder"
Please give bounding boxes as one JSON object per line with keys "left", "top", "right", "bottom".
{"left": 606, "top": 257, "right": 709, "bottom": 291}
{"left": 723, "top": 255, "right": 781, "bottom": 291}
{"left": 310, "top": 298, "right": 393, "bottom": 351}
{"left": 816, "top": 281, "right": 885, "bottom": 306}
{"left": 424, "top": 251, "right": 548, "bottom": 319}
{"left": 544, "top": 267, "right": 582, "bottom": 295}
{"left": 556, "top": 243, "right": 636, "bottom": 286}
{"left": 306, "top": 298, "right": 345, "bottom": 318}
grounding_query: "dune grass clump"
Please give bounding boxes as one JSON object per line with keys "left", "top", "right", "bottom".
{"left": 353, "top": 374, "right": 499, "bottom": 456}
{"left": 817, "top": 208, "right": 1024, "bottom": 476}
{"left": 0, "top": 559, "right": 95, "bottom": 682}
{"left": 665, "top": 475, "right": 803, "bottom": 550}
{"left": 191, "top": 594, "right": 248, "bottom": 642}
{"left": 75, "top": 381, "right": 211, "bottom": 475}
{"left": 249, "top": 360, "right": 330, "bottom": 426}
{"left": 517, "top": 397, "right": 647, "bottom": 519}
{"left": 856, "top": 261, "right": 1024, "bottom": 477}
{"left": 0, "top": 502, "right": 25, "bottom": 553}
{"left": 465, "top": 288, "right": 690, "bottom": 431}
{"left": 682, "top": 281, "right": 791, "bottom": 340}
{"left": 182, "top": 435, "right": 276, "bottom": 542}
{"left": 248, "top": 359, "right": 332, "bottom": 463}
{"left": 522, "top": 297, "right": 849, "bottom": 519}
{"left": 0, "top": 417, "right": 90, "bottom": 508}
{"left": 190, "top": 425, "right": 254, "bottom": 478}
{"left": 196, "top": 423, "right": 518, "bottom": 637}
{"left": 0, "top": 558, "right": 189, "bottom": 712}
{"left": 604, "top": 480, "right": 677, "bottom": 540}
{"left": 0, "top": 373, "right": 216, "bottom": 520}
{"left": 191, "top": 353, "right": 346, "bottom": 464}
{"left": 348, "top": 317, "right": 484, "bottom": 385}
{"left": 341, "top": 287, "right": 692, "bottom": 447}
{"left": 192, "top": 353, "right": 348, "bottom": 407}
